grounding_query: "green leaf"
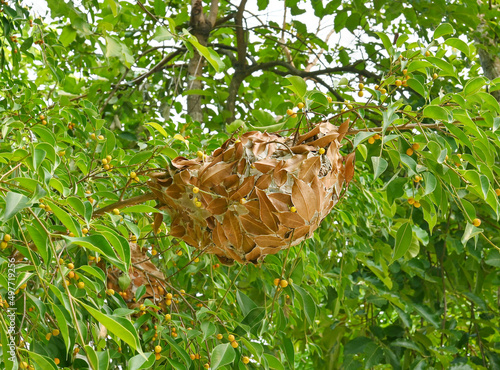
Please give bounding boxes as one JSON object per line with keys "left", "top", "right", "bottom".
{"left": 79, "top": 301, "right": 143, "bottom": 354}
{"left": 371, "top": 157, "right": 388, "bottom": 180}
{"left": 461, "top": 223, "right": 482, "bottom": 245}
{"left": 480, "top": 175, "right": 490, "bottom": 199}
{"left": 129, "top": 353, "right": 155, "bottom": 370}
{"left": 375, "top": 32, "right": 393, "bottom": 54}
{"left": 183, "top": 30, "right": 223, "bottom": 72}
{"left": 433, "top": 23, "right": 454, "bottom": 39}
{"left": 59, "top": 25, "right": 76, "bottom": 46}
{"left": 52, "top": 304, "right": 70, "bottom": 353}
{"left": 27, "top": 351, "right": 58, "bottom": 370}
{"left": 236, "top": 290, "right": 258, "bottom": 316}
{"left": 445, "top": 38, "right": 470, "bottom": 57}
{"left": 121, "top": 205, "right": 160, "bottom": 214}
{"left": 2, "top": 191, "right": 30, "bottom": 221}
{"left": 412, "top": 303, "right": 440, "bottom": 328}
{"left": 422, "top": 172, "right": 437, "bottom": 195}
{"left": 26, "top": 224, "right": 50, "bottom": 265}
{"left": 382, "top": 104, "right": 398, "bottom": 134}
{"left": 211, "top": 343, "right": 235, "bottom": 369}
{"left": 423, "top": 106, "right": 450, "bottom": 122}
{"left": 265, "top": 353, "right": 285, "bottom": 370}
{"left": 164, "top": 336, "right": 191, "bottom": 365}
{"left": 407, "top": 78, "right": 426, "bottom": 97}
{"left": 44, "top": 200, "right": 80, "bottom": 236}
{"left": 153, "top": 26, "right": 172, "bottom": 42}
{"left": 485, "top": 250, "right": 500, "bottom": 267}
{"left": 293, "top": 285, "right": 316, "bottom": 325}
{"left": 145, "top": 122, "right": 169, "bottom": 140}
{"left": 392, "top": 222, "right": 413, "bottom": 262}
{"left": 353, "top": 131, "right": 375, "bottom": 148}
{"left": 62, "top": 235, "right": 126, "bottom": 272}
{"left": 463, "top": 77, "right": 486, "bottom": 96}
{"left": 285, "top": 75, "right": 307, "bottom": 98}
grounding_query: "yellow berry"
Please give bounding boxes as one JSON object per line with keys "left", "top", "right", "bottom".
{"left": 68, "top": 271, "right": 75, "bottom": 279}
{"left": 155, "top": 345, "right": 162, "bottom": 353}
{"left": 98, "top": 135, "right": 104, "bottom": 140}
{"left": 112, "top": 208, "right": 120, "bottom": 215}
{"left": 239, "top": 198, "right": 247, "bottom": 205}
{"left": 195, "top": 201, "right": 202, "bottom": 208}
{"left": 3, "top": 234, "right": 11, "bottom": 242}
{"left": 395, "top": 80, "right": 402, "bottom": 87}
{"left": 231, "top": 341, "right": 239, "bottom": 348}
{"left": 280, "top": 280, "right": 289, "bottom": 288}
{"left": 297, "top": 102, "right": 304, "bottom": 109}
{"left": 68, "top": 232, "right": 75, "bottom": 237}
{"left": 368, "top": 137, "right": 375, "bottom": 145}
{"left": 380, "top": 88, "right": 387, "bottom": 95}
{"left": 58, "top": 151, "right": 66, "bottom": 156}
{"left": 286, "top": 109, "right": 294, "bottom": 116}
{"left": 291, "top": 113, "right": 297, "bottom": 118}
{"left": 374, "top": 85, "right": 379, "bottom": 90}
{"left": 166, "top": 299, "right": 172, "bottom": 306}
{"left": 193, "top": 187, "right": 200, "bottom": 193}
{"left": 425, "top": 51, "right": 431, "bottom": 57}
{"left": 1, "top": 241, "right": 8, "bottom": 249}
{"left": 106, "top": 155, "right": 112, "bottom": 162}
{"left": 495, "top": 188, "right": 500, "bottom": 196}
{"left": 374, "top": 134, "right": 381, "bottom": 140}
{"left": 177, "top": 250, "right": 183, "bottom": 256}
{"left": 204, "top": 364, "right": 210, "bottom": 369}
{"left": 473, "top": 218, "right": 481, "bottom": 227}
{"left": 412, "top": 143, "right": 420, "bottom": 150}
{"left": 46, "top": 333, "right": 52, "bottom": 341}
{"left": 90, "top": 133, "right": 96, "bottom": 140}
{"left": 107, "top": 289, "right": 115, "bottom": 295}
{"left": 54, "top": 358, "right": 60, "bottom": 365}
{"left": 358, "top": 91, "right": 364, "bottom": 97}
{"left": 407, "top": 198, "right": 415, "bottom": 205}
{"left": 216, "top": 334, "right": 223, "bottom": 340}
{"left": 403, "top": 69, "right": 408, "bottom": 75}
{"left": 77, "top": 282, "right": 85, "bottom": 289}
{"left": 52, "top": 329, "right": 60, "bottom": 336}
{"left": 318, "top": 147, "right": 325, "bottom": 155}
{"left": 197, "top": 151, "right": 204, "bottom": 158}
{"left": 39, "top": 114, "right": 45, "bottom": 120}
{"left": 346, "top": 104, "right": 353, "bottom": 110}
{"left": 42, "top": 120, "right": 47, "bottom": 125}
{"left": 166, "top": 293, "right": 173, "bottom": 300}
{"left": 273, "top": 278, "right": 280, "bottom": 286}
{"left": 194, "top": 257, "right": 200, "bottom": 263}
{"left": 228, "top": 334, "right": 235, "bottom": 341}
{"left": 101, "top": 158, "right": 108, "bottom": 165}
{"left": 165, "top": 314, "right": 171, "bottom": 320}
{"left": 358, "top": 83, "right": 364, "bottom": 90}
{"left": 414, "top": 175, "right": 422, "bottom": 182}
{"left": 290, "top": 206, "right": 297, "bottom": 213}
{"left": 327, "top": 96, "right": 333, "bottom": 103}
{"left": 130, "top": 172, "right": 137, "bottom": 178}
{"left": 433, "top": 73, "right": 438, "bottom": 79}
{"left": 190, "top": 354, "right": 196, "bottom": 360}
{"left": 414, "top": 202, "right": 421, "bottom": 208}
{"left": 406, "top": 148, "right": 414, "bottom": 156}
{"left": 155, "top": 353, "right": 161, "bottom": 361}
{"left": 242, "top": 356, "right": 250, "bottom": 364}
{"left": 67, "top": 263, "right": 74, "bottom": 269}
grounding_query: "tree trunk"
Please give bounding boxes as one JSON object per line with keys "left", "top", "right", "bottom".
{"left": 476, "top": 19, "right": 500, "bottom": 101}
{"left": 186, "top": 0, "right": 218, "bottom": 123}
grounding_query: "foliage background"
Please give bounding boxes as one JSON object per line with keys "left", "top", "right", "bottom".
{"left": 0, "top": 0, "right": 500, "bottom": 369}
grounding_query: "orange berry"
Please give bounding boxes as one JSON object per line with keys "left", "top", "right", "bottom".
{"left": 280, "top": 280, "right": 289, "bottom": 288}
{"left": 368, "top": 137, "right": 375, "bottom": 145}
{"left": 273, "top": 278, "right": 280, "bottom": 286}
{"left": 495, "top": 188, "right": 500, "bottom": 196}
{"left": 407, "top": 198, "right": 415, "bottom": 205}
{"left": 231, "top": 341, "right": 239, "bottom": 348}
{"left": 395, "top": 80, "right": 402, "bottom": 87}
{"left": 412, "top": 143, "right": 420, "bottom": 150}
{"left": 54, "top": 358, "right": 60, "bottom": 365}
{"left": 406, "top": 148, "right": 414, "bottom": 156}
{"left": 414, "top": 202, "right": 421, "bottom": 208}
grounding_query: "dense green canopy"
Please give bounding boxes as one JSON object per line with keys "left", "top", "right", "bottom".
{"left": 0, "top": 0, "right": 499, "bottom": 369}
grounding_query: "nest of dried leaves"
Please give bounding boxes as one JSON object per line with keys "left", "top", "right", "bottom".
{"left": 148, "top": 120, "right": 355, "bottom": 265}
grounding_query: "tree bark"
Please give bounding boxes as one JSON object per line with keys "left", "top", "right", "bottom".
{"left": 475, "top": 17, "right": 500, "bottom": 101}
{"left": 186, "top": 0, "right": 219, "bottom": 123}
{"left": 224, "top": 0, "right": 248, "bottom": 123}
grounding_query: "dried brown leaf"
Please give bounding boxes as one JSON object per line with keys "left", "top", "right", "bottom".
{"left": 256, "top": 188, "right": 279, "bottom": 232}
{"left": 298, "top": 156, "right": 321, "bottom": 183}
{"left": 291, "top": 177, "right": 319, "bottom": 221}
{"left": 240, "top": 214, "right": 273, "bottom": 235}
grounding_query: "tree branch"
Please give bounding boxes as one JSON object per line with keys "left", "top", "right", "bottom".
{"left": 235, "top": 0, "right": 248, "bottom": 65}
{"left": 208, "top": 0, "right": 219, "bottom": 27}
{"left": 128, "top": 48, "right": 185, "bottom": 86}
{"left": 92, "top": 193, "right": 157, "bottom": 217}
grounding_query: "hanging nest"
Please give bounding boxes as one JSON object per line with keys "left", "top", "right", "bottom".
{"left": 148, "top": 120, "right": 355, "bottom": 265}
{"left": 106, "top": 243, "right": 166, "bottom": 309}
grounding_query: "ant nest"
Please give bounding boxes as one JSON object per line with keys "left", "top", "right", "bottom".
{"left": 148, "top": 120, "right": 355, "bottom": 265}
